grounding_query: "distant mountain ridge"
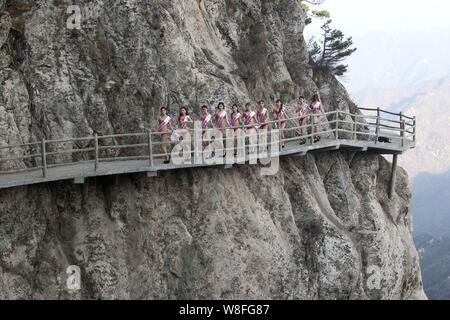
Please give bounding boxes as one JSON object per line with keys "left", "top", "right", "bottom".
{"left": 414, "top": 234, "right": 450, "bottom": 300}
{"left": 413, "top": 170, "right": 450, "bottom": 237}
{"left": 353, "top": 76, "right": 450, "bottom": 178}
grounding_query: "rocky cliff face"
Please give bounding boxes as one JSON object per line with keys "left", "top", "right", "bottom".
{"left": 0, "top": 0, "right": 425, "bottom": 299}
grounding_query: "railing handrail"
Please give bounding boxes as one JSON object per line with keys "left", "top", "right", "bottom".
{"left": 358, "top": 107, "right": 415, "bottom": 120}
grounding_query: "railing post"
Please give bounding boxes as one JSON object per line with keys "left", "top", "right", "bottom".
{"left": 148, "top": 129, "right": 154, "bottom": 167}
{"left": 352, "top": 115, "right": 357, "bottom": 140}
{"left": 41, "top": 139, "right": 47, "bottom": 178}
{"left": 242, "top": 122, "right": 246, "bottom": 155}
{"left": 399, "top": 111, "right": 404, "bottom": 148}
{"left": 310, "top": 114, "right": 314, "bottom": 145}
{"left": 335, "top": 111, "right": 339, "bottom": 140}
{"left": 412, "top": 116, "right": 416, "bottom": 143}
{"left": 375, "top": 107, "right": 380, "bottom": 144}
{"left": 94, "top": 134, "right": 99, "bottom": 171}
{"left": 401, "top": 120, "right": 406, "bottom": 148}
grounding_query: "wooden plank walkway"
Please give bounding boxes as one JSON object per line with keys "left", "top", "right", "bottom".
{"left": 0, "top": 108, "right": 416, "bottom": 190}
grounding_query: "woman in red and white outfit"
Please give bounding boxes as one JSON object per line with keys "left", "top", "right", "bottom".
{"left": 174, "top": 106, "right": 193, "bottom": 160}
{"left": 229, "top": 104, "right": 242, "bottom": 131}
{"left": 177, "top": 106, "right": 193, "bottom": 133}
{"left": 272, "top": 99, "right": 287, "bottom": 148}
{"left": 257, "top": 100, "right": 269, "bottom": 130}
{"left": 257, "top": 100, "right": 269, "bottom": 152}
{"left": 215, "top": 102, "right": 229, "bottom": 157}
{"left": 200, "top": 105, "right": 213, "bottom": 147}
{"left": 158, "top": 107, "right": 173, "bottom": 164}
{"left": 229, "top": 104, "right": 242, "bottom": 155}
{"left": 215, "top": 102, "right": 229, "bottom": 130}
{"left": 243, "top": 103, "right": 258, "bottom": 154}
{"left": 296, "top": 96, "right": 310, "bottom": 145}
{"left": 310, "top": 94, "right": 324, "bottom": 142}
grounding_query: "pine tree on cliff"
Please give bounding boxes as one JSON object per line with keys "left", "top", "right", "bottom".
{"left": 310, "top": 19, "right": 357, "bottom": 76}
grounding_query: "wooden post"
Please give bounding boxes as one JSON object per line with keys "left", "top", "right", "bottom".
{"left": 41, "top": 139, "right": 47, "bottom": 178}
{"left": 94, "top": 134, "right": 99, "bottom": 171}
{"left": 388, "top": 154, "right": 398, "bottom": 199}
{"left": 353, "top": 115, "right": 357, "bottom": 140}
{"left": 412, "top": 116, "right": 416, "bottom": 143}
{"left": 310, "top": 114, "right": 314, "bottom": 145}
{"left": 148, "top": 129, "right": 154, "bottom": 167}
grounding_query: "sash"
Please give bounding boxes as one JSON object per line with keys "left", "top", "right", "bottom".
{"left": 258, "top": 108, "right": 268, "bottom": 123}
{"left": 311, "top": 102, "right": 321, "bottom": 110}
{"left": 276, "top": 109, "right": 287, "bottom": 120}
{"left": 159, "top": 116, "right": 171, "bottom": 131}
{"left": 215, "top": 111, "right": 227, "bottom": 128}
{"left": 201, "top": 114, "right": 212, "bottom": 128}
{"left": 244, "top": 111, "right": 256, "bottom": 125}
{"left": 231, "top": 112, "right": 241, "bottom": 126}
{"left": 297, "top": 104, "right": 309, "bottom": 118}
{"left": 179, "top": 116, "right": 190, "bottom": 129}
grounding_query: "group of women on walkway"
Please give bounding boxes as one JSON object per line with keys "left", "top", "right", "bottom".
{"left": 157, "top": 94, "right": 324, "bottom": 163}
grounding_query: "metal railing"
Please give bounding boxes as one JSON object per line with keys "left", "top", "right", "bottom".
{"left": 0, "top": 108, "right": 416, "bottom": 178}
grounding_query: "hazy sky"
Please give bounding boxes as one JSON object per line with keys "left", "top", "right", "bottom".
{"left": 305, "top": 0, "right": 450, "bottom": 37}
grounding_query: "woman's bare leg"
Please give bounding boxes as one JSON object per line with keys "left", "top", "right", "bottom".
{"left": 183, "top": 131, "right": 192, "bottom": 160}
{"left": 160, "top": 134, "right": 170, "bottom": 162}
{"left": 280, "top": 122, "right": 286, "bottom": 147}
{"left": 314, "top": 114, "right": 321, "bottom": 140}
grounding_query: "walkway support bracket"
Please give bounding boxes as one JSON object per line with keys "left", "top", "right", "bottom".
{"left": 147, "top": 171, "right": 157, "bottom": 177}
{"left": 388, "top": 154, "right": 398, "bottom": 199}
{"left": 74, "top": 177, "right": 85, "bottom": 184}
